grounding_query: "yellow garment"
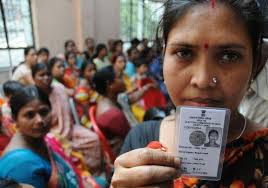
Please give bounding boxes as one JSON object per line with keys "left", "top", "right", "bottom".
{"left": 123, "top": 74, "right": 145, "bottom": 122}
{"left": 123, "top": 74, "right": 132, "bottom": 92}
{"left": 131, "top": 104, "right": 145, "bottom": 122}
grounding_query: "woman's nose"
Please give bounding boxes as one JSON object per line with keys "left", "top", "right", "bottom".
{"left": 34, "top": 114, "right": 43, "bottom": 125}
{"left": 190, "top": 60, "right": 216, "bottom": 89}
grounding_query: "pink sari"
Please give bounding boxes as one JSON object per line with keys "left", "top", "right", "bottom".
{"left": 49, "top": 80, "right": 102, "bottom": 175}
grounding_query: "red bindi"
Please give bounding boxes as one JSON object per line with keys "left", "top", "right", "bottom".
{"left": 204, "top": 43, "right": 209, "bottom": 50}
{"left": 210, "top": 0, "right": 216, "bottom": 8}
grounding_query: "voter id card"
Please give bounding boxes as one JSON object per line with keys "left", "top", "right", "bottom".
{"left": 175, "top": 106, "right": 230, "bottom": 181}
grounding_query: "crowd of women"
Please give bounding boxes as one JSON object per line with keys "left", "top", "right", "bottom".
{"left": 0, "top": 28, "right": 168, "bottom": 187}
{"left": 1, "top": 0, "right": 268, "bottom": 187}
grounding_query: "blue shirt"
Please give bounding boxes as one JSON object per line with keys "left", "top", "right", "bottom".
{"left": 124, "top": 61, "right": 136, "bottom": 78}
{"left": 0, "top": 149, "right": 51, "bottom": 188}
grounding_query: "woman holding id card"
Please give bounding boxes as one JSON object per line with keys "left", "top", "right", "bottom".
{"left": 111, "top": 0, "right": 268, "bottom": 187}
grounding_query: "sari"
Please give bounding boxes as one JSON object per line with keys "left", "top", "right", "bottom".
{"left": 46, "top": 133, "right": 100, "bottom": 188}
{"left": 49, "top": 80, "right": 102, "bottom": 175}
{"left": 63, "top": 67, "right": 80, "bottom": 89}
{"left": 1, "top": 101, "right": 16, "bottom": 137}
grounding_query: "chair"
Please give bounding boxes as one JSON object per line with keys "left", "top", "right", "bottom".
{"left": 89, "top": 105, "right": 116, "bottom": 163}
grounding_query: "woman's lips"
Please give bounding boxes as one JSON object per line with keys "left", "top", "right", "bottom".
{"left": 183, "top": 98, "right": 223, "bottom": 107}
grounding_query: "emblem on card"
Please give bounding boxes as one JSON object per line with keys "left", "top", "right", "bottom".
{"left": 189, "top": 130, "right": 206, "bottom": 146}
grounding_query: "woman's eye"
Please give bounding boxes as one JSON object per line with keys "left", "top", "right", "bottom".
{"left": 26, "top": 111, "right": 35, "bottom": 119}
{"left": 218, "top": 51, "right": 242, "bottom": 64}
{"left": 39, "top": 108, "right": 50, "bottom": 117}
{"left": 175, "top": 49, "right": 194, "bottom": 61}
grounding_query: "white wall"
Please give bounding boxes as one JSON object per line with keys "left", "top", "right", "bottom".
{"left": 0, "top": 0, "right": 121, "bottom": 84}
{"left": 31, "top": 0, "right": 120, "bottom": 56}
{"left": 94, "top": 0, "right": 120, "bottom": 44}
{"left": 31, "top": 0, "right": 77, "bottom": 56}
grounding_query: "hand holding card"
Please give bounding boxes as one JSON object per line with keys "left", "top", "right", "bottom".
{"left": 176, "top": 106, "right": 230, "bottom": 181}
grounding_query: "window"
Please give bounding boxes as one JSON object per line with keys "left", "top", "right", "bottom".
{"left": 120, "top": 0, "right": 164, "bottom": 42}
{"left": 0, "top": 0, "right": 34, "bottom": 68}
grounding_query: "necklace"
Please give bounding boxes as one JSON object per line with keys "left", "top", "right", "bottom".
{"left": 235, "top": 115, "right": 247, "bottom": 140}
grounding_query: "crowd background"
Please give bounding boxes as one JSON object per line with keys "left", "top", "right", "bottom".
{"left": 0, "top": 34, "right": 268, "bottom": 188}
{"left": 0, "top": 37, "right": 172, "bottom": 188}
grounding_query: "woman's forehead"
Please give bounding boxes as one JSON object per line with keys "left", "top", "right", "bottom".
{"left": 166, "top": 3, "right": 251, "bottom": 47}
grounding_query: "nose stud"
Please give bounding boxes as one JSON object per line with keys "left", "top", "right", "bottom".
{"left": 212, "top": 77, "right": 217, "bottom": 84}
{"left": 209, "top": 77, "right": 217, "bottom": 87}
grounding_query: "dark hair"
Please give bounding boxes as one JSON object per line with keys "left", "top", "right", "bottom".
{"left": 131, "top": 38, "right": 140, "bottom": 46}
{"left": 157, "top": 0, "right": 266, "bottom": 79}
{"left": 65, "top": 51, "right": 76, "bottom": 61}
{"left": 3, "top": 81, "right": 23, "bottom": 97}
{"left": 24, "top": 46, "right": 35, "bottom": 57}
{"left": 110, "top": 53, "right": 126, "bottom": 65}
{"left": 80, "top": 61, "right": 96, "bottom": 77}
{"left": 92, "top": 66, "right": 115, "bottom": 95}
{"left": 208, "top": 129, "right": 219, "bottom": 137}
{"left": 140, "top": 47, "right": 154, "bottom": 63}
{"left": 127, "top": 47, "right": 138, "bottom": 57}
{"left": 32, "top": 63, "right": 49, "bottom": 78}
{"left": 111, "top": 40, "right": 123, "bottom": 52}
{"left": 143, "top": 107, "right": 166, "bottom": 121}
{"left": 0, "top": 179, "right": 22, "bottom": 188}
{"left": 48, "top": 57, "right": 63, "bottom": 72}
{"left": 92, "top": 44, "right": 107, "bottom": 59}
{"left": 10, "top": 86, "right": 51, "bottom": 119}
{"left": 134, "top": 58, "right": 148, "bottom": 68}
{"left": 64, "top": 40, "right": 75, "bottom": 49}
{"left": 37, "top": 47, "right": 50, "bottom": 56}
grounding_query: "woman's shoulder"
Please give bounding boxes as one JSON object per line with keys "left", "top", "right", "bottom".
{"left": 0, "top": 149, "right": 51, "bottom": 179}
{"left": 0, "top": 149, "right": 50, "bottom": 166}
{"left": 12, "top": 64, "right": 30, "bottom": 80}
{"left": 120, "top": 120, "right": 161, "bottom": 154}
{"left": 0, "top": 149, "right": 51, "bottom": 188}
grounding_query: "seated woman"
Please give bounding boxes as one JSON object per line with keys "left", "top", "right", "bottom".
{"left": 49, "top": 57, "right": 74, "bottom": 97}
{"left": 132, "top": 59, "right": 167, "bottom": 110}
{"left": 32, "top": 63, "right": 102, "bottom": 178}
{"left": 111, "top": 0, "right": 268, "bottom": 187}
{"left": 93, "top": 66, "right": 130, "bottom": 146}
{"left": 92, "top": 44, "right": 110, "bottom": 70}
{"left": 1, "top": 81, "right": 23, "bottom": 137}
{"left": 110, "top": 53, "right": 151, "bottom": 123}
{"left": 12, "top": 47, "right": 37, "bottom": 85}
{"left": 63, "top": 52, "right": 80, "bottom": 89}
{"left": 0, "top": 86, "right": 92, "bottom": 188}
{"left": 75, "top": 62, "right": 99, "bottom": 127}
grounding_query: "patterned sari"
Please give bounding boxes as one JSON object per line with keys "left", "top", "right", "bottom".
{"left": 46, "top": 133, "right": 100, "bottom": 188}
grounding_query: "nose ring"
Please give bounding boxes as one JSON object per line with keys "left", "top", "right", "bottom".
{"left": 209, "top": 77, "right": 217, "bottom": 87}
{"left": 212, "top": 77, "right": 217, "bottom": 84}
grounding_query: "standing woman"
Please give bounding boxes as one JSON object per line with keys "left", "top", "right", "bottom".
{"left": 112, "top": 0, "right": 268, "bottom": 187}
{"left": 12, "top": 47, "right": 37, "bottom": 85}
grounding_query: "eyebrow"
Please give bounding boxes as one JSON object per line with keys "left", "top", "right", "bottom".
{"left": 216, "top": 43, "right": 246, "bottom": 50}
{"left": 168, "top": 42, "right": 246, "bottom": 50}
{"left": 168, "top": 42, "right": 198, "bottom": 49}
